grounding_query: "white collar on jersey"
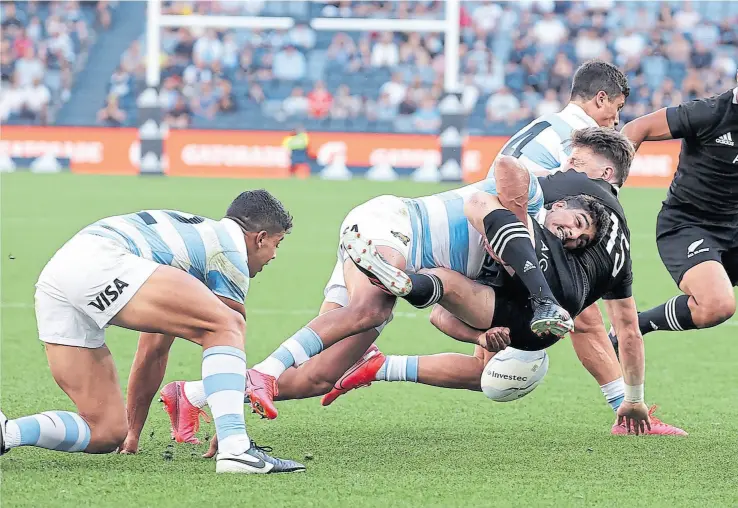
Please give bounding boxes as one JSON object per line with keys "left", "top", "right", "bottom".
{"left": 561, "top": 103, "right": 599, "bottom": 127}
{"left": 221, "top": 217, "right": 248, "bottom": 258}
{"left": 733, "top": 86, "right": 738, "bottom": 104}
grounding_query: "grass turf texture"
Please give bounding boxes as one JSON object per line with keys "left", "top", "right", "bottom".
{"left": 1, "top": 173, "right": 737, "bottom": 508}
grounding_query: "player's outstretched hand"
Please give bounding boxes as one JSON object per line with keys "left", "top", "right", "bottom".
{"left": 478, "top": 327, "right": 511, "bottom": 352}
{"left": 203, "top": 434, "right": 218, "bottom": 458}
{"left": 616, "top": 401, "right": 651, "bottom": 435}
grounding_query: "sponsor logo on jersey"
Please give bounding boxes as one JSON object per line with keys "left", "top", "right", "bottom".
{"left": 488, "top": 370, "right": 529, "bottom": 382}
{"left": 88, "top": 278, "right": 129, "bottom": 311}
{"left": 733, "top": 154, "right": 738, "bottom": 164}
{"left": 391, "top": 231, "right": 410, "bottom": 246}
{"left": 715, "top": 132, "right": 734, "bottom": 147}
{"left": 523, "top": 260, "right": 536, "bottom": 273}
{"left": 687, "top": 239, "right": 709, "bottom": 258}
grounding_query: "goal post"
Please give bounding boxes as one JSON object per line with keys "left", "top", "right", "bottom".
{"left": 141, "top": 0, "right": 464, "bottom": 179}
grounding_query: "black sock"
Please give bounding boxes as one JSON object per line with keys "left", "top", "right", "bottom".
{"left": 638, "top": 295, "right": 696, "bottom": 335}
{"left": 483, "top": 209, "right": 555, "bottom": 301}
{"left": 404, "top": 273, "right": 444, "bottom": 309}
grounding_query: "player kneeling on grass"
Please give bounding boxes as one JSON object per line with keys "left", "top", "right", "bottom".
{"left": 0, "top": 191, "right": 305, "bottom": 474}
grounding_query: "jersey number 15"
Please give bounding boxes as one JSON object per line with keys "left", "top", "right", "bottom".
{"left": 605, "top": 213, "right": 630, "bottom": 277}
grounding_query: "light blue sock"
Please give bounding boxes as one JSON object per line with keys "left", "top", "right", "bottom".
{"left": 601, "top": 377, "right": 625, "bottom": 411}
{"left": 253, "top": 327, "right": 324, "bottom": 378}
{"left": 5, "top": 411, "right": 91, "bottom": 452}
{"left": 202, "top": 346, "right": 248, "bottom": 453}
{"left": 375, "top": 355, "right": 419, "bottom": 382}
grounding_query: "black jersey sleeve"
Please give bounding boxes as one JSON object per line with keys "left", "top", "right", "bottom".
{"left": 666, "top": 96, "right": 720, "bottom": 141}
{"left": 602, "top": 263, "right": 633, "bottom": 300}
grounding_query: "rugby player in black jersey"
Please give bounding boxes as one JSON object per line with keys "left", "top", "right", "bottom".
{"left": 611, "top": 86, "right": 738, "bottom": 343}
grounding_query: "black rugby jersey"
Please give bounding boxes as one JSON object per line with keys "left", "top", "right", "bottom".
{"left": 539, "top": 170, "right": 633, "bottom": 303}
{"left": 665, "top": 88, "right": 738, "bottom": 221}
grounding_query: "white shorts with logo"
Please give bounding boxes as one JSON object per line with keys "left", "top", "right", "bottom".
{"left": 35, "top": 234, "right": 158, "bottom": 349}
{"left": 323, "top": 195, "right": 413, "bottom": 332}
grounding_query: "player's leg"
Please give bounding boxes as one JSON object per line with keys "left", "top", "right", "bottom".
{"left": 247, "top": 256, "right": 397, "bottom": 418}
{"left": 247, "top": 197, "right": 411, "bottom": 418}
{"left": 464, "top": 189, "right": 572, "bottom": 337}
{"left": 276, "top": 299, "right": 380, "bottom": 400}
{"left": 110, "top": 266, "right": 304, "bottom": 472}
{"left": 634, "top": 218, "right": 733, "bottom": 336}
{"left": 2, "top": 344, "right": 124, "bottom": 455}
{"left": 321, "top": 272, "right": 506, "bottom": 404}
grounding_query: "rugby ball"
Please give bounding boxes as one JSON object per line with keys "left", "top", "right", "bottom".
{"left": 481, "top": 348, "right": 549, "bottom": 402}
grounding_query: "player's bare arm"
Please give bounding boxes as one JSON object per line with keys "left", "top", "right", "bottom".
{"left": 621, "top": 108, "right": 672, "bottom": 150}
{"left": 604, "top": 297, "right": 650, "bottom": 434}
{"left": 120, "top": 332, "right": 175, "bottom": 454}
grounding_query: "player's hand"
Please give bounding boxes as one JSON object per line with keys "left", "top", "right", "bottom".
{"left": 203, "top": 435, "right": 218, "bottom": 458}
{"left": 616, "top": 401, "right": 651, "bottom": 435}
{"left": 117, "top": 434, "right": 139, "bottom": 455}
{"left": 477, "top": 327, "right": 511, "bottom": 352}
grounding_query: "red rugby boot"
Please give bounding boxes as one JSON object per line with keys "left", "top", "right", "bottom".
{"left": 321, "top": 344, "right": 385, "bottom": 407}
{"left": 246, "top": 369, "right": 279, "bottom": 420}
{"left": 160, "top": 381, "right": 210, "bottom": 444}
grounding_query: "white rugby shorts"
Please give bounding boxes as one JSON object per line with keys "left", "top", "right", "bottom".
{"left": 323, "top": 195, "right": 412, "bottom": 332}
{"left": 35, "top": 234, "right": 158, "bottom": 348}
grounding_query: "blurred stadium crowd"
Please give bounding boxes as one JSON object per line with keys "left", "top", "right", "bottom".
{"left": 2, "top": 1, "right": 737, "bottom": 134}
{"left": 0, "top": 1, "right": 116, "bottom": 124}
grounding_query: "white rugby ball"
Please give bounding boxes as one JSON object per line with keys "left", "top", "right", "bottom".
{"left": 481, "top": 348, "right": 549, "bottom": 402}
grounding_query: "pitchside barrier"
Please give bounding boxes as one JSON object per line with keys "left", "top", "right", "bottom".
{"left": 0, "top": 125, "right": 680, "bottom": 188}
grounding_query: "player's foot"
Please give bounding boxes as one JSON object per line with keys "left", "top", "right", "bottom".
{"left": 216, "top": 441, "right": 306, "bottom": 474}
{"left": 159, "top": 381, "right": 210, "bottom": 444}
{"left": 530, "top": 296, "right": 574, "bottom": 338}
{"left": 608, "top": 326, "right": 620, "bottom": 359}
{"left": 611, "top": 405, "right": 688, "bottom": 436}
{"left": 246, "top": 369, "right": 279, "bottom": 420}
{"left": 341, "top": 229, "right": 412, "bottom": 297}
{"left": 321, "top": 344, "right": 385, "bottom": 406}
{"left": 0, "top": 410, "right": 8, "bottom": 455}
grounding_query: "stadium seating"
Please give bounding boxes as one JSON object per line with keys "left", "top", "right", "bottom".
{"left": 5, "top": 1, "right": 738, "bottom": 134}
{"left": 0, "top": 1, "right": 119, "bottom": 125}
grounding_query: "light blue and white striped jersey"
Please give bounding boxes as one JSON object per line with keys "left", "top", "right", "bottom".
{"left": 488, "top": 103, "right": 598, "bottom": 176}
{"left": 81, "top": 210, "right": 250, "bottom": 304}
{"left": 404, "top": 173, "right": 544, "bottom": 280}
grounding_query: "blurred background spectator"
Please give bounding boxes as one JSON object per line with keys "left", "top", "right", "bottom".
{"left": 1, "top": 0, "right": 119, "bottom": 125}
{"left": 4, "top": 0, "right": 738, "bottom": 134}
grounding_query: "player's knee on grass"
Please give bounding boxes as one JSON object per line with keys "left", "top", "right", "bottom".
{"left": 81, "top": 409, "right": 128, "bottom": 453}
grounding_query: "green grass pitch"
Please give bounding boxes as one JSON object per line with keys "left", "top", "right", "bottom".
{"left": 1, "top": 173, "right": 737, "bottom": 507}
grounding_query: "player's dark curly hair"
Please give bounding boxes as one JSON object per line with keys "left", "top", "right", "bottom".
{"left": 225, "top": 189, "right": 293, "bottom": 234}
{"left": 570, "top": 127, "right": 635, "bottom": 187}
{"left": 571, "top": 60, "right": 630, "bottom": 102}
{"left": 554, "top": 194, "right": 612, "bottom": 248}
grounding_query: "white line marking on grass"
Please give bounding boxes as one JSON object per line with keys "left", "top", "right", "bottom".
{"left": 0, "top": 302, "right": 423, "bottom": 319}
